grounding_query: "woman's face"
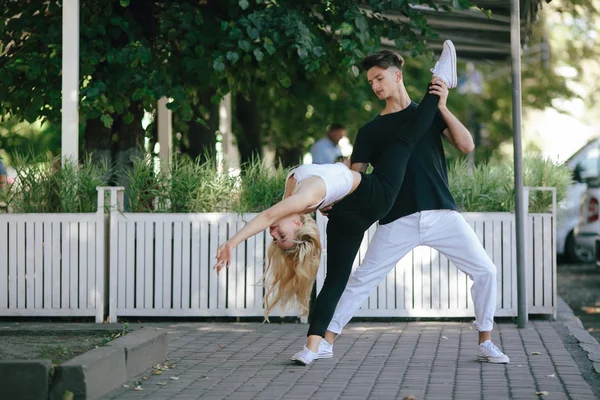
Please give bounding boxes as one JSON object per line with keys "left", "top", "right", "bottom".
{"left": 270, "top": 214, "right": 303, "bottom": 250}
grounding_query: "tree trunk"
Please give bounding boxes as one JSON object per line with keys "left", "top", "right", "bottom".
{"left": 234, "top": 90, "right": 262, "bottom": 165}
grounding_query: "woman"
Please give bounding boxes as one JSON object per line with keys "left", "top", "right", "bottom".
{"left": 215, "top": 42, "right": 457, "bottom": 363}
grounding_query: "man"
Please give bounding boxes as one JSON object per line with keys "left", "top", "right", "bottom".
{"left": 318, "top": 47, "right": 510, "bottom": 364}
{"left": 310, "top": 123, "right": 347, "bottom": 164}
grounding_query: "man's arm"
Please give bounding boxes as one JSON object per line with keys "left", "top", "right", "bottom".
{"left": 430, "top": 79, "right": 474, "bottom": 154}
{"left": 350, "top": 162, "right": 368, "bottom": 173}
{"left": 440, "top": 107, "right": 474, "bottom": 154}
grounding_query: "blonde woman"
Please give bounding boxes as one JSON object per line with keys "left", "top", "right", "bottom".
{"left": 215, "top": 41, "right": 457, "bottom": 365}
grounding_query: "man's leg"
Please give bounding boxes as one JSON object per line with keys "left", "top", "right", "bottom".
{"left": 325, "top": 213, "right": 420, "bottom": 339}
{"left": 422, "top": 210, "right": 509, "bottom": 363}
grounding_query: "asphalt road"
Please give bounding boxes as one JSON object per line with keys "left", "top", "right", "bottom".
{"left": 558, "top": 262, "right": 600, "bottom": 343}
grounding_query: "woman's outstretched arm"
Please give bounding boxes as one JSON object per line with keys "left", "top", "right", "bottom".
{"left": 214, "top": 190, "right": 316, "bottom": 273}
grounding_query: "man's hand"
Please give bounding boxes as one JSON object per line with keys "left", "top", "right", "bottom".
{"left": 214, "top": 242, "right": 233, "bottom": 274}
{"left": 429, "top": 78, "right": 449, "bottom": 109}
{"left": 320, "top": 204, "right": 333, "bottom": 217}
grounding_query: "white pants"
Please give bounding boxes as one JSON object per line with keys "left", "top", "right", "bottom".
{"left": 327, "top": 210, "right": 497, "bottom": 333}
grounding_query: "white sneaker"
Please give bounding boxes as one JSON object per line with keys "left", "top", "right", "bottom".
{"left": 430, "top": 40, "right": 457, "bottom": 89}
{"left": 477, "top": 340, "right": 510, "bottom": 364}
{"left": 291, "top": 345, "right": 318, "bottom": 366}
{"left": 317, "top": 339, "right": 333, "bottom": 359}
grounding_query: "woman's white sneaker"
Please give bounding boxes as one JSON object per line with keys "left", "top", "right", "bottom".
{"left": 477, "top": 340, "right": 510, "bottom": 364}
{"left": 291, "top": 345, "right": 318, "bottom": 366}
{"left": 317, "top": 339, "right": 333, "bottom": 359}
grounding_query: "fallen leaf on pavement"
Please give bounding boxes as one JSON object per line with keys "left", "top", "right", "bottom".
{"left": 531, "top": 352, "right": 541, "bottom": 355}
{"left": 536, "top": 391, "right": 548, "bottom": 396}
{"left": 152, "top": 370, "right": 162, "bottom": 375}
{"left": 218, "top": 344, "right": 224, "bottom": 349}
{"left": 134, "top": 386, "right": 143, "bottom": 391}
{"left": 170, "top": 377, "right": 180, "bottom": 380}
{"left": 441, "top": 336, "right": 448, "bottom": 339}
{"left": 157, "top": 382, "right": 168, "bottom": 386}
{"left": 122, "top": 384, "right": 129, "bottom": 388}
{"left": 546, "top": 374, "right": 555, "bottom": 378}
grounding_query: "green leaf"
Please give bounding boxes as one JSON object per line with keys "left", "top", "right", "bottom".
{"left": 280, "top": 76, "right": 291, "bottom": 88}
{"left": 227, "top": 51, "right": 240, "bottom": 64}
{"left": 253, "top": 48, "right": 264, "bottom": 62}
{"left": 100, "top": 114, "right": 114, "bottom": 128}
{"left": 119, "top": 0, "right": 130, "bottom": 7}
{"left": 123, "top": 113, "right": 134, "bottom": 124}
{"left": 213, "top": 60, "right": 226, "bottom": 72}
{"left": 238, "top": 40, "right": 251, "bottom": 52}
{"left": 297, "top": 47, "right": 308, "bottom": 58}
{"left": 264, "top": 43, "right": 276, "bottom": 55}
{"left": 239, "top": 0, "right": 249, "bottom": 10}
{"left": 312, "top": 47, "right": 323, "bottom": 57}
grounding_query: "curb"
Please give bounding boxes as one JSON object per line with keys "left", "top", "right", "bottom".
{"left": 2, "top": 326, "right": 168, "bottom": 400}
{"left": 557, "top": 296, "right": 600, "bottom": 374}
{"left": 0, "top": 359, "right": 51, "bottom": 400}
{"left": 106, "top": 327, "right": 168, "bottom": 379}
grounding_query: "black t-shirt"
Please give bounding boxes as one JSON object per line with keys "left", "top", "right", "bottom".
{"left": 351, "top": 101, "right": 457, "bottom": 224}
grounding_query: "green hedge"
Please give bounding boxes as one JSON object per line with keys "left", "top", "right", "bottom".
{"left": 0, "top": 153, "right": 571, "bottom": 214}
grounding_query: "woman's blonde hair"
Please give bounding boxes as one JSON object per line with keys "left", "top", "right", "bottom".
{"left": 263, "top": 214, "right": 321, "bottom": 320}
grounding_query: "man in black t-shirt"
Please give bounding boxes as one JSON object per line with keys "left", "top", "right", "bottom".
{"left": 318, "top": 50, "right": 510, "bottom": 364}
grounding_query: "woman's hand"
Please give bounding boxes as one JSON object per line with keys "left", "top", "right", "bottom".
{"left": 214, "top": 242, "right": 233, "bottom": 274}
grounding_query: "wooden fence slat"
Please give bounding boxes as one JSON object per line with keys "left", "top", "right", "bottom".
{"left": 79, "top": 222, "right": 88, "bottom": 309}
{"left": 227, "top": 219, "right": 238, "bottom": 309}
{"left": 527, "top": 215, "right": 534, "bottom": 308}
{"left": 163, "top": 221, "right": 173, "bottom": 309}
{"left": 492, "top": 220, "right": 503, "bottom": 308}
{"left": 246, "top": 234, "right": 256, "bottom": 310}
{"left": 236, "top": 220, "right": 245, "bottom": 309}
{"left": 145, "top": 221, "right": 154, "bottom": 309}
{"left": 190, "top": 222, "right": 200, "bottom": 309}
{"left": 502, "top": 220, "right": 512, "bottom": 310}
{"left": 217, "top": 221, "right": 227, "bottom": 310}
{"left": 154, "top": 221, "right": 164, "bottom": 309}
{"left": 431, "top": 248, "right": 440, "bottom": 310}
{"left": 209, "top": 223, "right": 218, "bottom": 309}
{"left": 69, "top": 222, "right": 78, "bottom": 309}
{"left": 439, "top": 252, "right": 449, "bottom": 310}
{"left": 413, "top": 247, "right": 423, "bottom": 310}
{"left": 126, "top": 221, "right": 135, "bottom": 309}
{"left": 172, "top": 221, "right": 183, "bottom": 309}
{"left": 52, "top": 222, "right": 60, "bottom": 308}
{"left": 0, "top": 222, "right": 7, "bottom": 308}
{"left": 254, "top": 230, "right": 266, "bottom": 311}
{"left": 543, "top": 215, "right": 553, "bottom": 308}
{"left": 180, "top": 222, "right": 191, "bottom": 309}
{"left": 533, "top": 215, "right": 544, "bottom": 308}
{"left": 43, "top": 222, "right": 51, "bottom": 309}
{"left": 87, "top": 222, "right": 96, "bottom": 309}
{"left": 135, "top": 222, "right": 145, "bottom": 309}
{"left": 199, "top": 221, "right": 209, "bottom": 310}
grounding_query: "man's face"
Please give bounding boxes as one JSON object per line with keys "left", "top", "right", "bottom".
{"left": 367, "top": 66, "right": 401, "bottom": 100}
{"left": 328, "top": 129, "right": 347, "bottom": 145}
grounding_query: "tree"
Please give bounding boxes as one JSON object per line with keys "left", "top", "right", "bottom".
{"left": 0, "top": 0, "right": 473, "bottom": 168}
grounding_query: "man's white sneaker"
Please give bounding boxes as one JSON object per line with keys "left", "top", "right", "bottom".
{"left": 477, "top": 340, "right": 510, "bottom": 364}
{"left": 317, "top": 339, "right": 333, "bottom": 359}
{"left": 291, "top": 345, "right": 318, "bottom": 366}
{"left": 430, "top": 40, "right": 457, "bottom": 89}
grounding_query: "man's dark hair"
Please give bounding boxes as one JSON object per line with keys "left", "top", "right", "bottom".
{"left": 359, "top": 50, "right": 404, "bottom": 72}
{"left": 329, "top": 123, "right": 345, "bottom": 132}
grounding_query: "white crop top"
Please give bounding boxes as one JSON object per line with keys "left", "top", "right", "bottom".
{"left": 286, "top": 162, "right": 354, "bottom": 210}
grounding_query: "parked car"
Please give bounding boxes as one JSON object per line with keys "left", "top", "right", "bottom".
{"left": 559, "top": 138, "right": 600, "bottom": 262}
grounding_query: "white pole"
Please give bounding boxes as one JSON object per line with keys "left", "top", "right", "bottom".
{"left": 157, "top": 97, "right": 172, "bottom": 172}
{"left": 61, "top": 0, "right": 80, "bottom": 165}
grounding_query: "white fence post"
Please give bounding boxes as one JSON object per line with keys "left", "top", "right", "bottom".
{"left": 103, "top": 187, "right": 125, "bottom": 323}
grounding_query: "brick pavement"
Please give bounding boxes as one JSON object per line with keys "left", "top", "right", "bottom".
{"left": 102, "top": 321, "right": 598, "bottom": 400}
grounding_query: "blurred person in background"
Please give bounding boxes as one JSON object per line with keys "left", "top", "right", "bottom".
{"left": 310, "top": 123, "right": 347, "bottom": 164}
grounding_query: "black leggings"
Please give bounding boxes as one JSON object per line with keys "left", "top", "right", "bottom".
{"left": 307, "top": 88, "right": 440, "bottom": 337}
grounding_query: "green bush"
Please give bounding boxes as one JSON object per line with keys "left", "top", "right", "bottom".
{"left": 449, "top": 154, "right": 572, "bottom": 213}
{"left": 1, "top": 152, "right": 570, "bottom": 214}
{"left": 1, "top": 153, "right": 109, "bottom": 213}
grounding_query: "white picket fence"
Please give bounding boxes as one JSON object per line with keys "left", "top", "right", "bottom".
{"left": 315, "top": 210, "right": 556, "bottom": 318}
{"left": 104, "top": 188, "right": 297, "bottom": 322}
{"left": 0, "top": 187, "right": 556, "bottom": 322}
{"left": 0, "top": 190, "right": 107, "bottom": 322}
